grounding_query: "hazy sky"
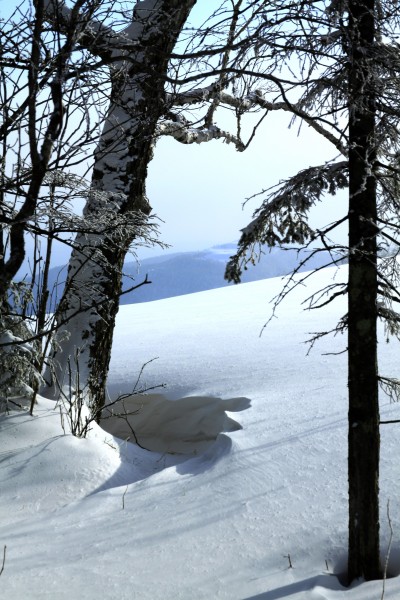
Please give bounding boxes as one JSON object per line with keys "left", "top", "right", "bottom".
{"left": 147, "top": 111, "right": 347, "bottom": 259}
{"left": 145, "top": 0, "right": 348, "bottom": 258}
{"left": 2, "top": 0, "right": 348, "bottom": 268}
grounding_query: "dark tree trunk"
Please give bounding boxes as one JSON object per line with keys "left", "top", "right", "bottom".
{"left": 347, "top": 0, "right": 381, "bottom": 582}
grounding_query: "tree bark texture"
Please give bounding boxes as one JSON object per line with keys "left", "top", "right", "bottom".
{"left": 45, "top": 0, "right": 197, "bottom": 413}
{"left": 347, "top": 0, "right": 381, "bottom": 582}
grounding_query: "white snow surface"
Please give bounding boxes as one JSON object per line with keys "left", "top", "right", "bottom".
{"left": 1, "top": 264, "right": 400, "bottom": 599}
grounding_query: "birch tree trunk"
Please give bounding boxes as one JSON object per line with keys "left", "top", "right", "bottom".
{"left": 347, "top": 0, "right": 381, "bottom": 582}
{"left": 44, "top": 0, "right": 196, "bottom": 414}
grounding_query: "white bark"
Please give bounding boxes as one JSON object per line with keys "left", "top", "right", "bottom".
{"left": 156, "top": 121, "right": 245, "bottom": 149}
{"left": 44, "top": 0, "right": 197, "bottom": 411}
{"left": 171, "top": 87, "right": 347, "bottom": 157}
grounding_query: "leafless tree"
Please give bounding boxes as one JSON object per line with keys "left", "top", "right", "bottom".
{"left": 5, "top": 0, "right": 400, "bottom": 583}
{"left": 0, "top": 0, "right": 161, "bottom": 403}
{"left": 30, "top": 0, "right": 273, "bottom": 413}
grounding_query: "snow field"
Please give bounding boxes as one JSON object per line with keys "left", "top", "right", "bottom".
{"left": 1, "top": 265, "right": 400, "bottom": 599}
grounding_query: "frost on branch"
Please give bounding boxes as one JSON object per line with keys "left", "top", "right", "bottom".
{"left": 225, "top": 161, "right": 348, "bottom": 284}
{"left": 156, "top": 121, "right": 245, "bottom": 150}
{"left": 35, "top": 171, "right": 159, "bottom": 249}
{"left": 0, "top": 285, "right": 43, "bottom": 409}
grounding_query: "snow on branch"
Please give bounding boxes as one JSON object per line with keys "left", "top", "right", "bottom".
{"left": 169, "top": 87, "right": 347, "bottom": 156}
{"left": 225, "top": 161, "right": 349, "bottom": 284}
{"left": 156, "top": 121, "right": 245, "bottom": 150}
{"left": 168, "top": 85, "right": 258, "bottom": 112}
{"left": 42, "top": 0, "right": 138, "bottom": 58}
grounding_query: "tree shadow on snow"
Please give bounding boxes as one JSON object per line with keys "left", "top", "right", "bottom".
{"left": 244, "top": 573, "right": 343, "bottom": 599}
{"left": 94, "top": 394, "right": 251, "bottom": 491}
{"left": 101, "top": 393, "right": 250, "bottom": 455}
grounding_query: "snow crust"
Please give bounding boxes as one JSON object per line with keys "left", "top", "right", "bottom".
{"left": 1, "top": 264, "right": 400, "bottom": 599}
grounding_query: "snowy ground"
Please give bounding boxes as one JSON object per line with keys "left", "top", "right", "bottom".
{"left": 1, "top": 264, "right": 400, "bottom": 599}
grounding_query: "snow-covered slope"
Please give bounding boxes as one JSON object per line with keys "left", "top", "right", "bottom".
{"left": 40, "top": 243, "right": 344, "bottom": 308}
{"left": 1, "top": 265, "right": 399, "bottom": 600}
{"left": 121, "top": 243, "right": 343, "bottom": 304}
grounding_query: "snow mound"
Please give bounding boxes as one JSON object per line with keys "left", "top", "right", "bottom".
{"left": 100, "top": 393, "right": 251, "bottom": 454}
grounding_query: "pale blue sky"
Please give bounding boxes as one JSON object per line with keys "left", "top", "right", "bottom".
{"left": 148, "top": 110, "right": 347, "bottom": 258}
{"left": 1, "top": 0, "right": 347, "bottom": 267}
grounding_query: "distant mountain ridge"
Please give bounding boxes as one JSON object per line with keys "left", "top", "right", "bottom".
{"left": 41, "top": 242, "right": 345, "bottom": 307}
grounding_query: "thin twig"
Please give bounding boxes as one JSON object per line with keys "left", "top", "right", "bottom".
{"left": 284, "top": 554, "right": 293, "bottom": 569}
{"left": 0, "top": 545, "right": 6, "bottom": 577}
{"left": 381, "top": 500, "right": 393, "bottom": 600}
{"left": 122, "top": 485, "right": 128, "bottom": 510}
